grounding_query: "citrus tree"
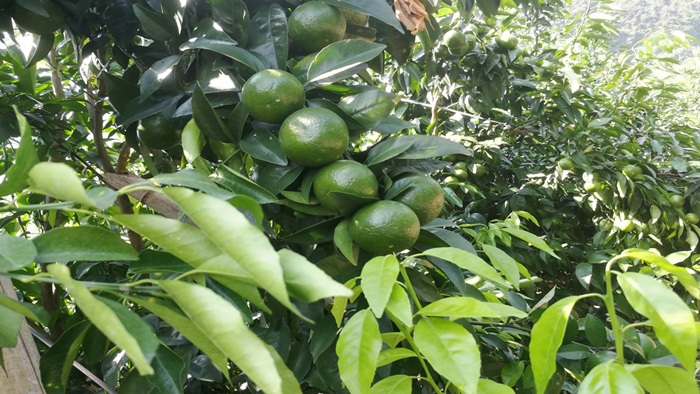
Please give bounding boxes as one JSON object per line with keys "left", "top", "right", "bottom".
{"left": 0, "top": 0, "right": 698, "bottom": 393}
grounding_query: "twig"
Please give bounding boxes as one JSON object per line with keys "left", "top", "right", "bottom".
{"left": 400, "top": 98, "right": 510, "bottom": 127}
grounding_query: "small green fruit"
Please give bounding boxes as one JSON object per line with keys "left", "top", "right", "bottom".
{"left": 599, "top": 219, "right": 613, "bottom": 232}
{"left": 442, "top": 154, "right": 456, "bottom": 162}
{"left": 620, "top": 220, "right": 635, "bottom": 232}
{"left": 584, "top": 181, "right": 602, "bottom": 193}
{"left": 686, "top": 213, "right": 699, "bottom": 224}
{"left": 558, "top": 158, "right": 575, "bottom": 171}
{"left": 472, "top": 163, "right": 486, "bottom": 177}
{"left": 496, "top": 32, "right": 519, "bottom": 50}
{"left": 669, "top": 195, "right": 684, "bottom": 208}
{"left": 454, "top": 169, "right": 469, "bottom": 181}
{"left": 454, "top": 162, "right": 468, "bottom": 171}
{"left": 551, "top": 217, "right": 563, "bottom": 227}
{"left": 622, "top": 165, "right": 641, "bottom": 177}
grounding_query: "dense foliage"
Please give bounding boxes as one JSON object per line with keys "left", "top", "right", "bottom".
{"left": 0, "top": 0, "right": 698, "bottom": 393}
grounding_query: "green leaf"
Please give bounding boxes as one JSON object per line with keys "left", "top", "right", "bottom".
{"left": 228, "top": 102, "right": 249, "bottom": 144}
{"left": 617, "top": 272, "right": 697, "bottom": 371}
{"left": 337, "top": 309, "right": 382, "bottom": 394}
{"left": 394, "top": 135, "right": 471, "bottom": 160}
{"left": 478, "top": 379, "right": 516, "bottom": 394}
{"left": 374, "top": 115, "right": 416, "bottom": 135}
{"left": 256, "top": 163, "right": 304, "bottom": 196}
{"left": 319, "top": 0, "right": 403, "bottom": 33}
{"left": 416, "top": 297, "right": 526, "bottom": 319}
{"left": 145, "top": 345, "right": 186, "bottom": 394}
{"left": 210, "top": 0, "right": 249, "bottom": 46}
{"left": 140, "top": 55, "right": 182, "bottom": 102}
{"left": 181, "top": 119, "right": 206, "bottom": 163}
{"left": 625, "top": 364, "right": 699, "bottom": 394}
{"left": 159, "top": 280, "right": 293, "bottom": 394}
{"left": 584, "top": 314, "right": 607, "bottom": 348}
{"left": 414, "top": 317, "right": 480, "bottom": 393}
{"left": 0, "top": 234, "right": 37, "bottom": 270}
{"left": 180, "top": 19, "right": 267, "bottom": 72}
{"left": 360, "top": 255, "right": 400, "bottom": 318}
{"left": 228, "top": 194, "right": 265, "bottom": 230}
{"left": 385, "top": 283, "right": 413, "bottom": 327}
{"left": 133, "top": 4, "right": 178, "bottom": 41}
{"left": 0, "top": 293, "right": 50, "bottom": 325}
{"left": 620, "top": 249, "right": 700, "bottom": 300}
{"left": 310, "top": 315, "right": 339, "bottom": 362}
{"left": 152, "top": 170, "right": 234, "bottom": 200}
{"left": 103, "top": 73, "right": 140, "bottom": 114}
{"left": 0, "top": 302, "right": 21, "bottom": 348}
{"left": 127, "top": 295, "right": 229, "bottom": 375}
{"left": 376, "top": 348, "right": 417, "bottom": 367}
{"left": 327, "top": 191, "right": 379, "bottom": 217}
{"left": 32, "top": 226, "right": 139, "bottom": 263}
{"left": 240, "top": 128, "right": 287, "bottom": 166}
{"left": 47, "top": 264, "right": 155, "bottom": 375}
{"left": 247, "top": 4, "right": 288, "bottom": 70}
{"left": 420, "top": 247, "right": 508, "bottom": 286}
{"left": 192, "top": 82, "right": 233, "bottom": 142}
{"left": 26, "top": 33, "right": 54, "bottom": 69}
{"left": 278, "top": 249, "right": 353, "bottom": 302}
{"left": 475, "top": 0, "right": 499, "bottom": 16}
{"left": 384, "top": 177, "right": 418, "bottom": 201}
{"left": 212, "top": 165, "right": 279, "bottom": 204}
{"left": 482, "top": 244, "right": 521, "bottom": 290}
{"left": 369, "top": 375, "right": 412, "bottom": 394}
{"left": 266, "top": 343, "right": 304, "bottom": 394}
{"left": 40, "top": 321, "right": 91, "bottom": 394}
{"left": 306, "top": 40, "right": 386, "bottom": 88}
{"left": 557, "top": 343, "right": 591, "bottom": 360}
{"left": 0, "top": 108, "right": 39, "bottom": 197}
{"left": 501, "top": 228, "right": 559, "bottom": 258}
{"left": 578, "top": 362, "right": 643, "bottom": 394}
{"left": 365, "top": 137, "right": 415, "bottom": 167}
{"left": 163, "top": 188, "right": 294, "bottom": 312}
{"left": 530, "top": 296, "right": 579, "bottom": 394}
{"left": 338, "top": 89, "right": 398, "bottom": 131}
{"left": 27, "top": 162, "right": 116, "bottom": 209}
{"left": 129, "top": 250, "right": 191, "bottom": 274}
{"left": 334, "top": 219, "right": 357, "bottom": 265}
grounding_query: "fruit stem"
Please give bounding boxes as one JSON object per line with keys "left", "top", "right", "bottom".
{"left": 399, "top": 261, "right": 423, "bottom": 310}
{"left": 604, "top": 256, "right": 626, "bottom": 365}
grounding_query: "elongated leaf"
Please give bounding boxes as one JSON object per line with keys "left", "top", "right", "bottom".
{"left": 0, "top": 234, "right": 37, "bottom": 270}
{"left": 477, "top": 379, "right": 515, "bottom": 394}
{"left": 193, "top": 83, "right": 233, "bottom": 142}
{"left": 620, "top": 249, "right": 700, "bottom": 299}
{"left": 338, "top": 89, "right": 398, "bottom": 130}
{"left": 394, "top": 135, "right": 471, "bottom": 160}
{"left": 163, "top": 188, "right": 294, "bottom": 312}
{"left": 278, "top": 249, "right": 353, "bottom": 302}
{"left": 374, "top": 115, "right": 416, "bottom": 135}
{"left": 0, "top": 108, "right": 39, "bottom": 196}
{"left": 482, "top": 244, "right": 521, "bottom": 290}
{"left": 181, "top": 19, "right": 267, "bottom": 72}
{"left": 47, "top": 264, "right": 155, "bottom": 375}
{"left": 475, "top": 0, "right": 499, "bottom": 16}
{"left": 26, "top": 33, "right": 54, "bottom": 69}
{"left": 240, "top": 128, "right": 287, "bottom": 166}
{"left": 306, "top": 40, "right": 386, "bottom": 88}
{"left": 248, "top": 4, "right": 288, "bottom": 69}
{"left": 617, "top": 273, "right": 697, "bottom": 371}
{"left": 366, "top": 137, "right": 415, "bottom": 167}
{"left": 416, "top": 297, "right": 526, "bottom": 319}
{"left": 159, "top": 280, "right": 291, "bottom": 394}
{"left": 319, "top": 0, "right": 403, "bottom": 33}
{"left": 257, "top": 164, "right": 304, "bottom": 196}
{"left": 625, "top": 364, "right": 699, "bottom": 394}
{"left": 27, "top": 162, "right": 115, "bottom": 209}
{"left": 266, "top": 344, "right": 304, "bottom": 394}
{"left": 501, "top": 228, "right": 558, "bottom": 258}
{"left": 530, "top": 296, "right": 579, "bottom": 394}
{"left": 337, "top": 309, "right": 382, "bottom": 394}
{"left": 40, "top": 321, "right": 91, "bottom": 394}
{"left": 32, "top": 226, "right": 139, "bottom": 263}
{"left": 152, "top": 170, "right": 234, "bottom": 200}
{"left": 414, "top": 317, "right": 480, "bottom": 393}
{"left": 334, "top": 219, "right": 357, "bottom": 265}
{"left": 127, "top": 295, "right": 229, "bottom": 375}
{"left": 140, "top": 55, "right": 182, "bottom": 102}
{"left": 361, "top": 255, "right": 400, "bottom": 318}
{"left": 311, "top": 315, "right": 339, "bottom": 362}
{"left": 133, "top": 4, "right": 178, "bottom": 41}
{"left": 369, "top": 375, "right": 412, "bottom": 394}
{"left": 385, "top": 283, "right": 413, "bottom": 327}
{"left": 420, "top": 247, "right": 508, "bottom": 286}
{"left": 212, "top": 165, "right": 279, "bottom": 204}
{"left": 579, "top": 362, "right": 643, "bottom": 394}
{"left": 0, "top": 293, "right": 50, "bottom": 325}
{"left": 376, "top": 348, "right": 417, "bottom": 367}
{"left": 181, "top": 119, "right": 206, "bottom": 163}
{"left": 145, "top": 345, "right": 186, "bottom": 394}
{"left": 0, "top": 303, "right": 21, "bottom": 348}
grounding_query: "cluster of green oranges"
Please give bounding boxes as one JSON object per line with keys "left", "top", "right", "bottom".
{"left": 1, "top": 0, "right": 64, "bottom": 35}
{"left": 441, "top": 156, "right": 486, "bottom": 186}
{"left": 241, "top": 68, "right": 444, "bottom": 255}
{"left": 434, "top": 24, "right": 519, "bottom": 59}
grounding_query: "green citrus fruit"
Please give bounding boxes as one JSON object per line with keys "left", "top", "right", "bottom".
{"left": 443, "top": 30, "right": 471, "bottom": 56}
{"left": 289, "top": 2, "right": 346, "bottom": 52}
{"left": 472, "top": 163, "right": 486, "bottom": 177}
{"left": 669, "top": 195, "right": 684, "bottom": 208}
{"left": 279, "top": 107, "right": 349, "bottom": 167}
{"left": 441, "top": 154, "right": 456, "bottom": 162}
{"left": 338, "top": 8, "right": 369, "bottom": 26}
{"left": 622, "top": 165, "right": 641, "bottom": 177}
{"left": 454, "top": 162, "right": 468, "bottom": 171}
{"left": 685, "top": 213, "right": 699, "bottom": 224}
{"left": 496, "top": 33, "right": 519, "bottom": 50}
{"left": 137, "top": 114, "right": 182, "bottom": 150}
{"left": 435, "top": 44, "right": 449, "bottom": 59}
{"left": 393, "top": 175, "right": 444, "bottom": 225}
{"left": 313, "top": 160, "right": 378, "bottom": 214}
{"left": 350, "top": 200, "right": 421, "bottom": 255}
{"left": 551, "top": 217, "right": 562, "bottom": 227}
{"left": 12, "top": 0, "right": 64, "bottom": 35}
{"left": 241, "top": 69, "right": 305, "bottom": 124}
{"left": 454, "top": 169, "right": 469, "bottom": 181}
{"left": 599, "top": 218, "right": 613, "bottom": 232}
{"left": 620, "top": 220, "right": 635, "bottom": 232}
{"left": 443, "top": 175, "right": 459, "bottom": 186}
{"left": 584, "top": 181, "right": 602, "bottom": 193}
{"left": 558, "top": 158, "right": 575, "bottom": 171}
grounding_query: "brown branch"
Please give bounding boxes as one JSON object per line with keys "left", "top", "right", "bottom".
{"left": 103, "top": 173, "right": 184, "bottom": 221}
{"left": 116, "top": 144, "right": 131, "bottom": 174}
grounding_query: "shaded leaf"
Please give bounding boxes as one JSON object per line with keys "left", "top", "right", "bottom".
{"left": 337, "top": 309, "right": 382, "bottom": 394}
{"left": 32, "top": 226, "right": 139, "bottom": 263}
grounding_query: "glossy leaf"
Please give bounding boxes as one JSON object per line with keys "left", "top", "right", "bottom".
{"left": 240, "top": 128, "right": 287, "bottom": 166}
{"left": 152, "top": 170, "right": 234, "bottom": 200}
{"left": 385, "top": 283, "right": 413, "bottom": 327}
{"left": 140, "top": 55, "right": 181, "bottom": 102}
{"left": 0, "top": 302, "right": 21, "bottom": 348}
{"left": 617, "top": 272, "right": 697, "bottom": 371}
{"left": 578, "top": 362, "right": 643, "bottom": 394}
{"left": 248, "top": 4, "right": 288, "bottom": 69}
{"left": 365, "top": 137, "right": 415, "bottom": 167}
{"left": 212, "top": 165, "right": 279, "bottom": 204}
{"left": 181, "top": 119, "right": 206, "bottom": 163}
{"left": 47, "top": 264, "right": 155, "bottom": 375}
{"left": 482, "top": 244, "right": 521, "bottom": 290}
{"left": 421, "top": 247, "right": 508, "bottom": 286}
{"left": 319, "top": 0, "right": 403, "bottom": 32}
{"left": 32, "top": 226, "right": 139, "bottom": 263}
{"left": 306, "top": 40, "right": 386, "bottom": 88}
{"left": 477, "top": 379, "right": 515, "bottom": 394}
{"left": 159, "top": 280, "right": 291, "bottom": 394}
{"left": 40, "top": 321, "right": 91, "bottom": 394}
{"left": 584, "top": 315, "right": 607, "bottom": 347}
{"left": 416, "top": 297, "right": 526, "bottom": 319}
{"left": 337, "top": 309, "right": 382, "bottom": 394}
{"left": 334, "top": 219, "right": 357, "bottom": 265}
{"left": 0, "top": 293, "right": 50, "bottom": 325}
{"left": 376, "top": 348, "right": 417, "bottom": 367}
{"left": 620, "top": 249, "right": 700, "bottom": 299}
{"left": 501, "top": 227, "right": 559, "bottom": 258}
{"left": 192, "top": 82, "right": 233, "bottom": 142}
{"left": 625, "top": 364, "right": 699, "bottom": 394}
{"left": 26, "top": 33, "right": 54, "bottom": 69}
{"left": 145, "top": 345, "right": 186, "bottom": 394}
{"left": 368, "top": 375, "right": 412, "bottom": 394}
{"left": 256, "top": 164, "right": 304, "bottom": 196}
{"left": 0, "top": 108, "right": 39, "bottom": 196}
{"left": 133, "top": 4, "right": 178, "bottom": 41}
{"left": 414, "top": 317, "right": 480, "bottom": 393}
{"left": 394, "top": 135, "right": 471, "bottom": 160}
{"left": 27, "top": 162, "right": 115, "bottom": 209}
{"left": 310, "top": 315, "right": 339, "bottom": 362}
{"left": 278, "top": 249, "right": 353, "bottom": 302}
{"left": 530, "top": 296, "right": 579, "bottom": 394}
{"left": 0, "top": 234, "right": 37, "bottom": 270}
{"left": 360, "top": 255, "right": 400, "bottom": 318}
{"left": 338, "top": 89, "right": 398, "bottom": 131}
